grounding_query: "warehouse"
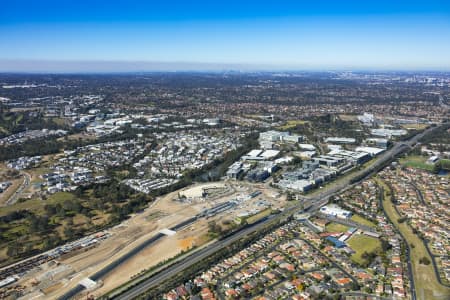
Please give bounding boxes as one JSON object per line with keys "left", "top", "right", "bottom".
{"left": 313, "top": 155, "right": 345, "bottom": 167}
{"left": 355, "top": 146, "right": 385, "bottom": 156}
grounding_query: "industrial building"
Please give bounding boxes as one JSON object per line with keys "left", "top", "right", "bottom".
{"left": 327, "top": 149, "right": 371, "bottom": 165}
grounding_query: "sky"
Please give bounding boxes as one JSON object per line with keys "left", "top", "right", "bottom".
{"left": 0, "top": 0, "right": 450, "bottom": 72}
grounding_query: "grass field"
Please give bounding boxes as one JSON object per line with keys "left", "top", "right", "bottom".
{"left": 29, "top": 167, "right": 53, "bottom": 176}
{"left": 338, "top": 114, "right": 358, "bottom": 121}
{"left": 351, "top": 214, "right": 377, "bottom": 228}
{"left": 0, "top": 198, "right": 46, "bottom": 216}
{"left": 0, "top": 191, "right": 77, "bottom": 216}
{"left": 325, "top": 222, "right": 349, "bottom": 233}
{"left": 347, "top": 234, "right": 381, "bottom": 265}
{"left": 376, "top": 177, "right": 450, "bottom": 300}
{"left": 399, "top": 155, "right": 436, "bottom": 172}
{"left": 48, "top": 191, "right": 76, "bottom": 202}
{"left": 400, "top": 123, "right": 429, "bottom": 130}
{"left": 246, "top": 208, "right": 272, "bottom": 224}
{"left": 360, "top": 157, "right": 379, "bottom": 169}
{"left": 277, "top": 120, "right": 308, "bottom": 130}
{"left": 438, "top": 159, "right": 450, "bottom": 171}
{"left": 51, "top": 117, "right": 67, "bottom": 127}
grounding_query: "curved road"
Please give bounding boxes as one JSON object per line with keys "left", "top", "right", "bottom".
{"left": 114, "top": 215, "right": 282, "bottom": 300}
{"left": 5, "top": 171, "right": 31, "bottom": 205}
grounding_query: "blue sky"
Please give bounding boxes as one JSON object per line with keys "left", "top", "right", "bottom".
{"left": 1, "top": 1, "right": 450, "bottom": 71}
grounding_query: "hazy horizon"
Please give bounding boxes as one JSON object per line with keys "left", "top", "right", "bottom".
{"left": 1, "top": 59, "right": 450, "bottom": 74}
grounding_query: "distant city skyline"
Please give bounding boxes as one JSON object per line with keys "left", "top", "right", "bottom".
{"left": 1, "top": 1, "right": 450, "bottom": 72}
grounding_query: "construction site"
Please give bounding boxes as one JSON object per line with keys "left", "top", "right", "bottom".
{"left": 1, "top": 180, "right": 286, "bottom": 299}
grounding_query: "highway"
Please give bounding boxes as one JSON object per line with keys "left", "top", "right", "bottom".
{"left": 112, "top": 124, "right": 442, "bottom": 300}
{"left": 114, "top": 215, "right": 282, "bottom": 300}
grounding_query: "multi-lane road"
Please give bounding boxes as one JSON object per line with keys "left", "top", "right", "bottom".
{"left": 112, "top": 124, "right": 442, "bottom": 300}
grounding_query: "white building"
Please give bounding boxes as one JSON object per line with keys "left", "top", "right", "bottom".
{"left": 355, "top": 146, "right": 385, "bottom": 156}
{"left": 203, "top": 118, "right": 221, "bottom": 126}
{"left": 324, "top": 137, "right": 356, "bottom": 144}
{"left": 242, "top": 149, "right": 280, "bottom": 161}
{"left": 371, "top": 128, "right": 407, "bottom": 138}
{"left": 259, "top": 130, "right": 304, "bottom": 148}
{"left": 298, "top": 144, "right": 316, "bottom": 151}
{"left": 358, "top": 112, "right": 375, "bottom": 125}
{"left": 320, "top": 204, "right": 352, "bottom": 219}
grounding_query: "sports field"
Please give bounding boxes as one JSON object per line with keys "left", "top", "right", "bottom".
{"left": 399, "top": 155, "right": 435, "bottom": 172}
{"left": 347, "top": 234, "right": 381, "bottom": 265}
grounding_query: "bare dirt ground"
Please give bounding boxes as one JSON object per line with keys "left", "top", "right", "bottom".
{"left": 48, "top": 196, "right": 199, "bottom": 298}
{"left": 179, "top": 182, "right": 226, "bottom": 198}
{"left": 90, "top": 220, "right": 209, "bottom": 298}
{"left": 12, "top": 181, "right": 286, "bottom": 299}
{"left": 21, "top": 185, "right": 212, "bottom": 299}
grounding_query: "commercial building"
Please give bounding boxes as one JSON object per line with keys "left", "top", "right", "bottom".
{"left": 278, "top": 179, "right": 314, "bottom": 192}
{"left": 202, "top": 118, "right": 221, "bottom": 126}
{"left": 320, "top": 204, "right": 352, "bottom": 219}
{"left": 277, "top": 161, "right": 335, "bottom": 193}
{"left": 259, "top": 130, "right": 304, "bottom": 149}
{"left": 246, "top": 169, "right": 270, "bottom": 182}
{"left": 327, "top": 149, "right": 371, "bottom": 165}
{"left": 297, "top": 151, "right": 316, "bottom": 159}
{"left": 355, "top": 146, "right": 385, "bottom": 156}
{"left": 282, "top": 134, "right": 303, "bottom": 143}
{"left": 357, "top": 112, "right": 375, "bottom": 126}
{"left": 298, "top": 144, "right": 316, "bottom": 151}
{"left": 324, "top": 137, "right": 356, "bottom": 144}
{"left": 259, "top": 130, "right": 289, "bottom": 142}
{"left": 226, "top": 162, "right": 244, "bottom": 179}
{"left": 371, "top": 128, "right": 407, "bottom": 138}
{"left": 242, "top": 149, "right": 280, "bottom": 161}
{"left": 313, "top": 155, "right": 345, "bottom": 168}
